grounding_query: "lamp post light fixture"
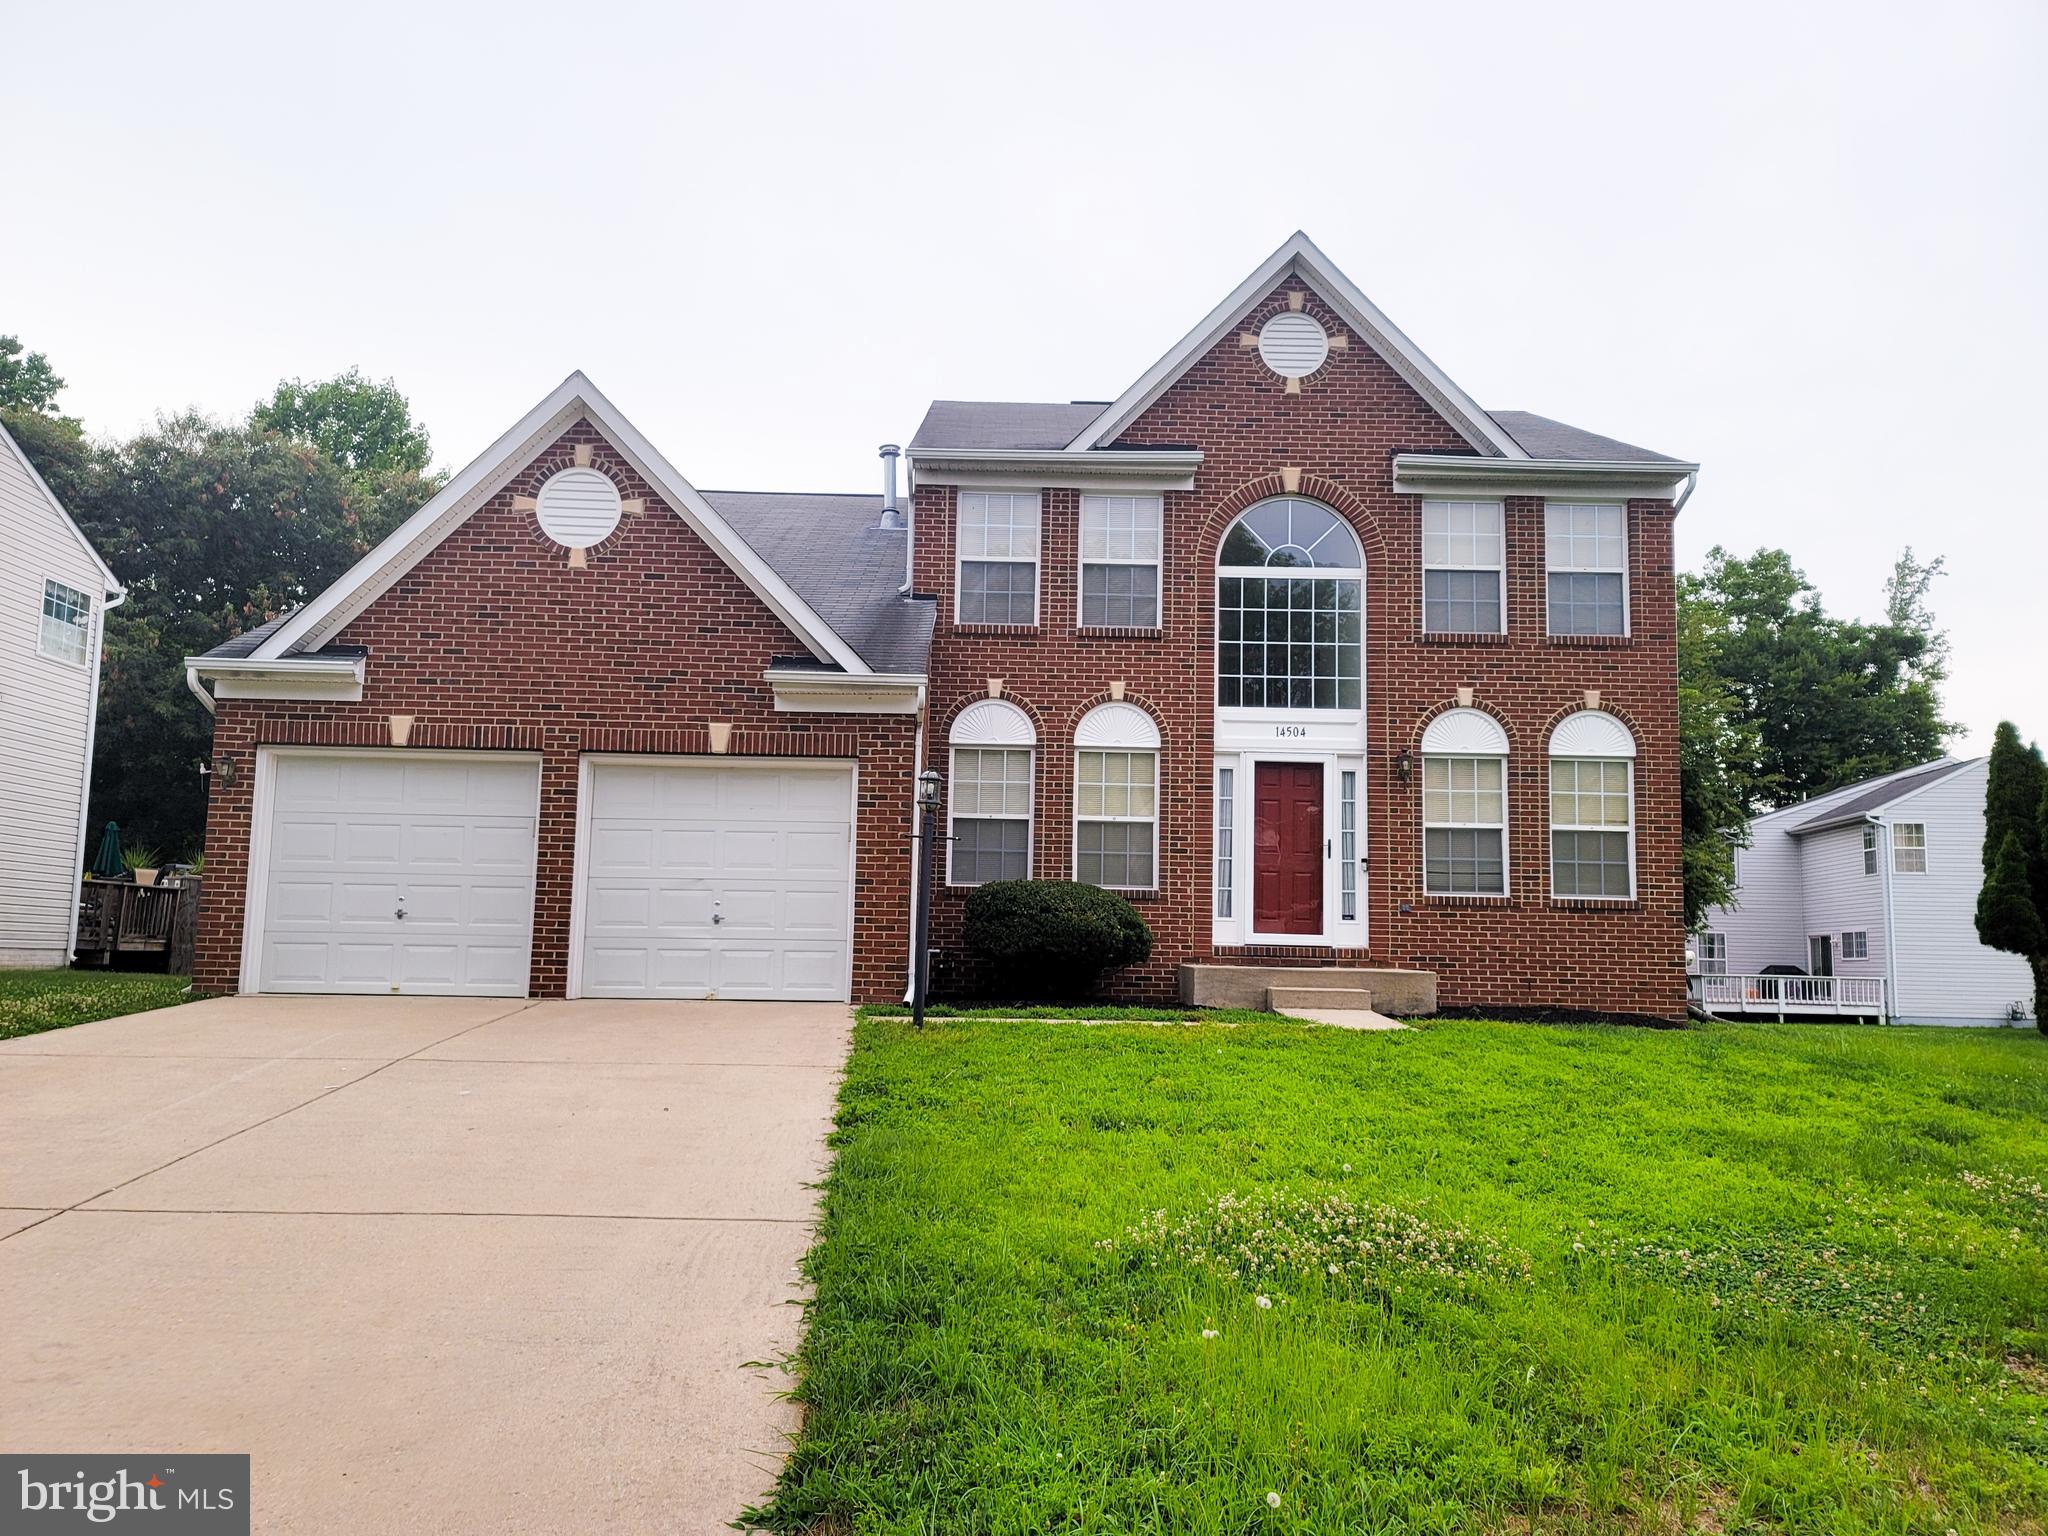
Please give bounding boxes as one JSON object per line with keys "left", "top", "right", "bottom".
{"left": 912, "top": 769, "right": 943, "bottom": 1030}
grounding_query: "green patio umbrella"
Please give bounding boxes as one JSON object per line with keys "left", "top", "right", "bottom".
{"left": 89, "top": 821, "right": 124, "bottom": 880}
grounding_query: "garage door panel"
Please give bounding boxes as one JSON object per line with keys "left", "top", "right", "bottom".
{"left": 578, "top": 762, "right": 854, "bottom": 1001}
{"left": 257, "top": 753, "right": 538, "bottom": 996}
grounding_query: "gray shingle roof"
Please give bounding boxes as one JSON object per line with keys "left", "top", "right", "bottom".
{"left": 909, "top": 400, "right": 1103, "bottom": 451}
{"left": 1787, "top": 759, "right": 1976, "bottom": 835}
{"left": 701, "top": 491, "right": 934, "bottom": 675}
{"left": 1490, "top": 411, "right": 1685, "bottom": 464}
{"left": 200, "top": 611, "right": 295, "bottom": 659}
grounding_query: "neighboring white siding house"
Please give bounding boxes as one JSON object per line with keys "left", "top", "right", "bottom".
{"left": 1700, "top": 758, "right": 2035, "bottom": 1027}
{"left": 0, "top": 420, "right": 123, "bottom": 967}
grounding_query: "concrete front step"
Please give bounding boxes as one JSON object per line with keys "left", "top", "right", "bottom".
{"left": 1267, "top": 985, "right": 1377, "bottom": 1012}
{"left": 1178, "top": 963, "right": 1437, "bottom": 1016}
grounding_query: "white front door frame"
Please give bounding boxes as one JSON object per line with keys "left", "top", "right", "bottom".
{"left": 1212, "top": 749, "right": 1368, "bottom": 951}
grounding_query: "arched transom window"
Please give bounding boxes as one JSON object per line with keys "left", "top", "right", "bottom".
{"left": 1217, "top": 498, "right": 1363, "bottom": 710}
{"left": 948, "top": 699, "right": 1035, "bottom": 885}
{"left": 1548, "top": 711, "right": 1637, "bottom": 899}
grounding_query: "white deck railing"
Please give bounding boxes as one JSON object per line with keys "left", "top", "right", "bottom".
{"left": 1689, "top": 972, "right": 1888, "bottom": 1019}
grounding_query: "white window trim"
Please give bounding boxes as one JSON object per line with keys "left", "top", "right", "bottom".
{"left": 1892, "top": 821, "right": 1928, "bottom": 874}
{"left": 1547, "top": 757, "right": 1637, "bottom": 901}
{"left": 946, "top": 698, "right": 1038, "bottom": 888}
{"left": 1862, "top": 824, "right": 1878, "bottom": 876}
{"left": 1840, "top": 930, "right": 1869, "bottom": 960}
{"left": 1808, "top": 934, "right": 1834, "bottom": 975}
{"left": 1076, "top": 493, "right": 1163, "bottom": 632}
{"left": 954, "top": 488, "right": 1041, "bottom": 628}
{"left": 1214, "top": 764, "right": 1235, "bottom": 920}
{"left": 1421, "top": 751, "right": 1510, "bottom": 898}
{"left": 1542, "top": 501, "right": 1629, "bottom": 638}
{"left": 39, "top": 577, "right": 93, "bottom": 667}
{"left": 1697, "top": 931, "right": 1728, "bottom": 975}
{"left": 1215, "top": 500, "right": 1367, "bottom": 715}
{"left": 1071, "top": 749, "right": 1159, "bottom": 892}
{"left": 1420, "top": 499, "right": 1506, "bottom": 637}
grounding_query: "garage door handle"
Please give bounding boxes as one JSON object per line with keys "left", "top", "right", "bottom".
{"left": 711, "top": 912, "right": 723, "bottom": 924}
{"left": 395, "top": 908, "right": 408, "bottom": 920}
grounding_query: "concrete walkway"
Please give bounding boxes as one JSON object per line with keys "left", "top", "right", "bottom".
{"left": 0, "top": 994, "right": 851, "bottom": 1534}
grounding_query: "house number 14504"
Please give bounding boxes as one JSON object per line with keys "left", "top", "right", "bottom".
{"left": 1272, "top": 725, "right": 1308, "bottom": 738}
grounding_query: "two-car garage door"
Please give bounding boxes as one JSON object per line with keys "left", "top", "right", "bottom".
{"left": 250, "top": 751, "right": 854, "bottom": 1001}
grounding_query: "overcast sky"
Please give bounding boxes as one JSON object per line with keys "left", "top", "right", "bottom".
{"left": 9, "top": 1, "right": 2042, "bottom": 752}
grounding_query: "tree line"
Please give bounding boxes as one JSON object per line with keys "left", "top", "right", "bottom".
{"left": 1, "top": 333, "right": 1963, "bottom": 928}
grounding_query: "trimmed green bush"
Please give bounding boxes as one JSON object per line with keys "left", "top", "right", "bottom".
{"left": 959, "top": 880, "right": 1152, "bottom": 997}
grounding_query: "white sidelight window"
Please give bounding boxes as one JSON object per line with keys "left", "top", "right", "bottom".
{"left": 1420, "top": 708, "right": 1510, "bottom": 895}
{"left": 956, "top": 491, "right": 1041, "bottom": 625}
{"left": 948, "top": 699, "right": 1036, "bottom": 884}
{"left": 40, "top": 578, "right": 91, "bottom": 665}
{"left": 1421, "top": 500, "right": 1504, "bottom": 635}
{"left": 1340, "top": 769, "right": 1359, "bottom": 920}
{"left": 1548, "top": 710, "right": 1638, "bottom": 899}
{"left": 1696, "top": 931, "right": 1727, "bottom": 974}
{"left": 1893, "top": 822, "right": 1927, "bottom": 873}
{"left": 1544, "top": 503, "right": 1627, "bottom": 636}
{"left": 1216, "top": 497, "right": 1364, "bottom": 709}
{"left": 1214, "top": 767, "right": 1234, "bottom": 918}
{"left": 1079, "top": 494, "right": 1162, "bottom": 628}
{"left": 1073, "top": 703, "right": 1160, "bottom": 890}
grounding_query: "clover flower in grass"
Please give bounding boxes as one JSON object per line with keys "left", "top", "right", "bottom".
{"left": 1267, "top": 1491, "right": 1282, "bottom": 1508}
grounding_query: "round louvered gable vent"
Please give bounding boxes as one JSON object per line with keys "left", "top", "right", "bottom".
{"left": 1257, "top": 312, "right": 1330, "bottom": 378}
{"left": 534, "top": 467, "right": 623, "bottom": 548}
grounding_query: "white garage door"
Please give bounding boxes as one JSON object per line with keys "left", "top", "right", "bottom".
{"left": 578, "top": 760, "right": 855, "bottom": 1001}
{"left": 256, "top": 752, "right": 540, "bottom": 996}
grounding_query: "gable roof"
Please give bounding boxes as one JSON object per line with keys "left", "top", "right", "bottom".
{"left": 0, "top": 417, "right": 123, "bottom": 595}
{"left": 250, "top": 372, "right": 874, "bottom": 675}
{"left": 909, "top": 401, "right": 1102, "bottom": 453}
{"left": 1490, "top": 411, "right": 1683, "bottom": 466}
{"left": 700, "top": 491, "right": 933, "bottom": 674}
{"left": 1067, "top": 231, "right": 1527, "bottom": 458}
{"left": 1786, "top": 758, "right": 1981, "bottom": 835}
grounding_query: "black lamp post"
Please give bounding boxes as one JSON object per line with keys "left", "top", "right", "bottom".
{"left": 912, "top": 768, "right": 942, "bottom": 1030}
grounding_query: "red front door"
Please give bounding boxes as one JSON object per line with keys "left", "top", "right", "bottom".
{"left": 1253, "top": 763, "right": 1323, "bottom": 934}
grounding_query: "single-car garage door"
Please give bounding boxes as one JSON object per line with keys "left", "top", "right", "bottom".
{"left": 577, "top": 760, "right": 855, "bottom": 1000}
{"left": 254, "top": 751, "right": 540, "bottom": 996}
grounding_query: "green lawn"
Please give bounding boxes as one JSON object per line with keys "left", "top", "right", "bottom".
{"left": 754, "top": 1017, "right": 2048, "bottom": 1534}
{"left": 0, "top": 969, "right": 192, "bottom": 1040}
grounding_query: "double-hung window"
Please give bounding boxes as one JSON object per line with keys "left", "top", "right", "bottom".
{"left": 40, "top": 579, "right": 91, "bottom": 665}
{"left": 1544, "top": 503, "right": 1627, "bottom": 636}
{"left": 1079, "top": 494, "right": 1161, "bottom": 628}
{"left": 1696, "top": 931, "right": 1728, "bottom": 975}
{"left": 1422, "top": 500, "right": 1504, "bottom": 635}
{"left": 1547, "top": 710, "right": 1638, "bottom": 899}
{"left": 947, "top": 699, "right": 1035, "bottom": 884}
{"left": 1420, "top": 708, "right": 1510, "bottom": 895}
{"left": 1893, "top": 823, "right": 1927, "bottom": 873}
{"left": 1863, "top": 825, "right": 1878, "bottom": 875}
{"left": 1073, "top": 703, "right": 1160, "bottom": 891}
{"left": 1841, "top": 930, "right": 1869, "bottom": 960}
{"left": 956, "top": 491, "right": 1040, "bottom": 625}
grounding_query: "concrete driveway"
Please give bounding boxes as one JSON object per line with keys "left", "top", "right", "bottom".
{"left": 0, "top": 994, "right": 851, "bottom": 1533}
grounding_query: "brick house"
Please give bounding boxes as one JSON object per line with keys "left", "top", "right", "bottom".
{"left": 188, "top": 233, "right": 1696, "bottom": 1019}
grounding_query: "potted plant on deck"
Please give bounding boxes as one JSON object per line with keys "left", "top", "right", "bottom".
{"left": 122, "top": 847, "right": 163, "bottom": 887}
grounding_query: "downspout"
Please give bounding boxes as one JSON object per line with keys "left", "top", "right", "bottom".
{"left": 1872, "top": 813, "right": 1898, "bottom": 1024}
{"left": 185, "top": 661, "right": 217, "bottom": 716}
{"left": 1672, "top": 470, "right": 1699, "bottom": 513}
{"left": 68, "top": 585, "right": 126, "bottom": 961}
{"left": 904, "top": 711, "right": 926, "bottom": 1003}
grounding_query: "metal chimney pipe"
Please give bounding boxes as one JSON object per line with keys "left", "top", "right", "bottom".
{"left": 878, "top": 444, "right": 902, "bottom": 527}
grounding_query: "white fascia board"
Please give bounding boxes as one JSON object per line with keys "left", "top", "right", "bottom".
{"left": 0, "top": 417, "right": 124, "bottom": 595}
{"left": 1069, "top": 231, "right": 1526, "bottom": 460}
{"left": 907, "top": 447, "right": 1200, "bottom": 491}
{"left": 185, "top": 653, "right": 366, "bottom": 703}
{"left": 254, "top": 372, "right": 872, "bottom": 675}
{"left": 1392, "top": 454, "right": 1699, "bottom": 501}
{"left": 766, "top": 669, "right": 925, "bottom": 716}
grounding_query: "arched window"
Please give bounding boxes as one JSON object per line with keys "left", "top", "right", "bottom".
{"left": 1073, "top": 703, "right": 1161, "bottom": 891}
{"left": 949, "top": 699, "right": 1034, "bottom": 885}
{"left": 1216, "top": 498, "right": 1363, "bottom": 710}
{"left": 1548, "top": 711, "right": 1636, "bottom": 899}
{"left": 1420, "top": 708, "right": 1509, "bottom": 895}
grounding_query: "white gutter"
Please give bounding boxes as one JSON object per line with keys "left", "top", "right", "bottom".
{"left": 1391, "top": 453, "right": 1700, "bottom": 501}
{"left": 67, "top": 583, "right": 126, "bottom": 959}
{"left": 1873, "top": 813, "right": 1899, "bottom": 1025}
{"left": 908, "top": 446, "right": 1203, "bottom": 489}
{"left": 185, "top": 653, "right": 368, "bottom": 711}
{"left": 1673, "top": 469, "right": 1699, "bottom": 513}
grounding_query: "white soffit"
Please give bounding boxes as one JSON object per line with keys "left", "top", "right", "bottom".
{"left": 1550, "top": 710, "right": 1637, "bottom": 758}
{"left": 1421, "top": 708, "right": 1510, "bottom": 755}
{"left": 1069, "top": 231, "right": 1526, "bottom": 459}
{"left": 251, "top": 372, "right": 871, "bottom": 675}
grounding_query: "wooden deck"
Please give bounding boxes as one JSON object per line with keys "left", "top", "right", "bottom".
{"left": 76, "top": 878, "right": 200, "bottom": 974}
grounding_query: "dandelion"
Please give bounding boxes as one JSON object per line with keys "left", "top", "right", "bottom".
{"left": 1267, "top": 1491, "right": 1282, "bottom": 1508}
{"left": 1202, "top": 1329, "right": 1218, "bottom": 1340}
{"left": 1255, "top": 1294, "right": 1273, "bottom": 1309}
